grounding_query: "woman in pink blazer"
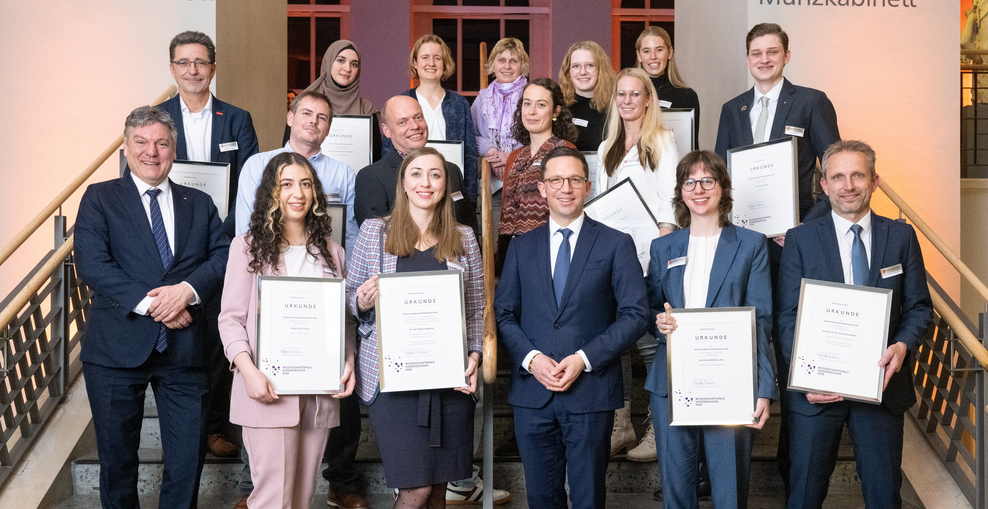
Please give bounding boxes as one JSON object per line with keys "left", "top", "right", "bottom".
{"left": 219, "top": 151, "right": 356, "bottom": 509}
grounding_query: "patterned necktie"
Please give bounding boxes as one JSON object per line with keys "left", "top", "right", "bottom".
{"left": 146, "top": 189, "right": 172, "bottom": 352}
{"left": 753, "top": 95, "right": 770, "bottom": 143}
{"left": 553, "top": 228, "right": 573, "bottom": 306}
{"left": 850, "top": 224, "right": 868, "bottom": 286}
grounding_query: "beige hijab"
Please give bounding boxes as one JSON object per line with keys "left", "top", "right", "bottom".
{"left": 305, "top": 39, "right": 376, "bottom": 116}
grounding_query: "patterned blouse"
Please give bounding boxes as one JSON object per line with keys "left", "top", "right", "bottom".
{"left": 497, "top": 136, "right": 576, "bottom": 236}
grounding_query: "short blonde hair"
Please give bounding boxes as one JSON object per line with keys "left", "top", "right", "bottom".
{"left": 409, "top": 34, "right": 455, "bottom": 81}
{"left": 485, "top": 37, "right": 530, "bottom": 77}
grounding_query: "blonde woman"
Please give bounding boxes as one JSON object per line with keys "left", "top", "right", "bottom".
{"left": 636, "top": 26, "right": 700, "bottom": 149}
{"left": 471, "top": 37, "right": 530, "bottom": 175}
{"left": 558, "top": 41, "right": 616, "bottom": 151}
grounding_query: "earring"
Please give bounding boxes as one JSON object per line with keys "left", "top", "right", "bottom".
{"left": 552, "top": 117, "right": 557, "bottom": 121}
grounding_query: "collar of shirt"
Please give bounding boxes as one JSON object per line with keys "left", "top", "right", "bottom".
{"left": 753, "top": 80, "right": 784, "bottom": 106}
{"left": 179, "top": 94, "right": 213, "bottom": 119}
{"left": 283, "top": 141, "right": 326, "bottom": 165}
{"left": 548, "top": 214, "right": 585, "bottom": 273}
{"left": 130, "top": 171, "right": 173, "bottom": 198}
{"left": 831, "top": 209, "right": 873, "bottom": 284}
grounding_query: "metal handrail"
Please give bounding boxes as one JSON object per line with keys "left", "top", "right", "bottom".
{"left": 0, "top": 86, "right": 176, "bottom": 269}
{"left": 928, "top": 282, "right": 988, "bottom": 367}
{"left": 0, "top": 237, "right": 73, "bottom": 334}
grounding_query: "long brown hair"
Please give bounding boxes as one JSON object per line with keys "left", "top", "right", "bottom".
{"left": 384, "top": 147, "right": 465, "bottom": 262}
{"left": 245, "top": 152, "right": 337, "bottom": 274}
{"left": 672, "top": 150, "right": 733, "bottom": 228}
{"left": 510, "top": 78, "right": 578, "bottom": 146}
{"left": 558, "top": 41, "right": 616, "bottom": 113}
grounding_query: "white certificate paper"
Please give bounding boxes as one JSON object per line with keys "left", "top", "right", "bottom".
{"left": 427, "top": 140, "right": 465, "bottom": 178}
{"left": 583, "top": 151, "right": 600, "bottom": 200}
{"left": 728, "top": 137, "right": 799, "bottom": 238}
{"left": 667, "top": 307, "right": 757, "bottom": 426}
{"left": 788, "top": 279, "right": 893, "bottom": 404}
{"left": 321, "top": 115, "right": 373, "bottom": 172}
{"left": 376, "top": 271, "right": 468, "bottom": 392}
{"left": 256, "top": 276, "right": 345, "bottom": 395}
{"left": 584, "top": 178, "right": 661, "bottom": 274}
{"left": 662, "top": 108, "right": 696, "bottom": 153}
{"left": 169, "top": 161, "right": 232, "bottom": 219}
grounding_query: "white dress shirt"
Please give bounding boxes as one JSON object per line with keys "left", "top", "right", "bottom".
{"left": 180, "top": 95, "right": 213, "bottom": 162}
{"left": 683, "top": 232, "right": 721, "bottom": 308}
{"left": 522, "top": 214, "right": 593, "bottom": 373}
{"left": 417, "top": 92, "right": 447, "bottom": 141}
{"left": 749, "top": 80, "right": 784, "bottom": 144}
{"left": 831, "top": 210, "right": 873, "bottom": 285}
{"left": 129, "top": 173, "right": 200, "bottom": 314}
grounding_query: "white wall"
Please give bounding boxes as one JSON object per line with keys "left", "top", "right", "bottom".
{"left": 0, "top": 1, "right": 215, "bottom": 297}
{"left": 678, "top": 1, "right": 960, "bottom": 297}
{"left": 961, "top": 180, "right": 988, "bottom": 324}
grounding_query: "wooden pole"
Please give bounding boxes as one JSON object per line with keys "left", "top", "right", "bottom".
{"left": 480, "top": 42, "right": 498, "bottom": 385}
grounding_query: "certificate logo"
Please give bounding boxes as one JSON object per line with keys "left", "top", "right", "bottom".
{"left": 674, "top": 389, "right": 695, "bottom": 407}
{"left": 797, "top": 355, "right": 817, "bottom": 375}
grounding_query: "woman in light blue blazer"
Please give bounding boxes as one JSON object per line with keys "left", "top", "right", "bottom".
{"left": 645, "top": 150, "right": 777, "bottom": 509}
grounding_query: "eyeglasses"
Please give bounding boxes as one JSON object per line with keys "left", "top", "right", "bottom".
{"left": 570, "top": 63, "right": 596, "bottom": 72}
{"left": 171, "top": 59, "right": 213, "bottom": 69}
{"left": 615, "top": 90, "right": 643, "bottom": 100}
{"left": 681, "top": 177, "right": 718, "bottom": 191}
{"left": 543, "top": 176, "right": 588, "bottom": 189}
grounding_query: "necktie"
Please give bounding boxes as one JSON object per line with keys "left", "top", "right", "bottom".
{"left": 850, "top": 224, "right": 868, "bottom": 286}
{"left": 147, "top": 189, "right": 172, "bottom": 352}
{"left": 553, "top": 228, "right": 573, "bottom": 306}
{"left": 753, "top": 96, "right": 770, "bottom": 143}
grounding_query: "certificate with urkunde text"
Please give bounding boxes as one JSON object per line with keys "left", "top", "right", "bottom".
{"left": 667, "top": 307, "right": 758, "bottom": 426}
{"left": 255, "top": 276, "right": 345, "bottom": 395}
{"left": 376, "top": 270, "right": 468, "bottom": 392}
{"left": 787, "top": 279, "right": 893, "bottom": 404}
{"left": 661, "top": 108, "right": 696, "bottom": 153}
{"left": 584, "top": 178, "right": 661, "bottom": 274}
{"left": 321, "top": 115, "right": 373, "bottom": 173}
{"left": 427, "top": 140, "right": 465, "bottom": 178}
{"left": 728, "top": 137, "right": 799, "bottom": 238}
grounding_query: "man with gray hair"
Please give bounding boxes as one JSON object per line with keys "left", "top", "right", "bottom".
{"left": 75, "top": 105, "right": 230, "bottom": 508}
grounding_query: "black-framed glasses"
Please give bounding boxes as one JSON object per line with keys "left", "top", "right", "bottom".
{"left": 681, "top": 177, "right": 718, "bottom": 191}
{"left": 543, "top": 176, "right": 588, "bottom": 189}
{"left": 171, "top": 59, "right": 213, "bottom": 69}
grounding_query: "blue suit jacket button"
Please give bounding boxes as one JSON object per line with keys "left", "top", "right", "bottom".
{"left": 554, "top": 324, "right": 561, "bottom": 329}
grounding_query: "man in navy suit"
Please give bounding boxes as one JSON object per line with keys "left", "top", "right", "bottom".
{"left": 776, "top": 140, "right": 933, "bottom": 508}
{"left": 495, "top": 146, "right": 648, "bottom": 509}
{"left": 75, "top": 106, "right": 230, "bottom": 509}
{"left": 160, "top": 31, "right": 258, "bottom": 460}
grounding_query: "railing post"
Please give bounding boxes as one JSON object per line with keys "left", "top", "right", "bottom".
{"left": 52, "top": 215, "right": 67, "bottom": 401}
{"left": 979, "top": 312, "right": 987, "bottom": 509}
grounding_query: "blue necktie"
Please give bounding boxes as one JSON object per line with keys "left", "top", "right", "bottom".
{"left": 147, "top": 189, "right": 172, "bottom": 352}
{"left": 850, "top": 224, "right": 868, "bottom": 286}
{"left": 553, "top": 228, "right": 573, "bottom": 306}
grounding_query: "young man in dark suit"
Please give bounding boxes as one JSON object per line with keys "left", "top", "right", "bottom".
{"left": 495, "top": 146, "right": 648, "bottom": 509}
{"left": 75, "top": 105, "right": 229, "bottom": 509}
{"left": 776, "top": 140, "right": 934, "bottom": 508}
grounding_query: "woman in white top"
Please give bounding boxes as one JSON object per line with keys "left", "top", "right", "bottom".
{"left": 595, "top": 67, "right": 680, "bottom": 235}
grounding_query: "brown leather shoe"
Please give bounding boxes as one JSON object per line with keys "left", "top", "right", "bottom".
{"left": 233, "top": 495, "right": 248, "bottom": 509}
{"left": 207, "top": 433, "right": 239, "bottom": 457}
{"left": 327, "top": 489, "right": 368, "bottom": 509}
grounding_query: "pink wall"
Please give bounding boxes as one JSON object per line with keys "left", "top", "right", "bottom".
{"left": 350, "top": 0, "right": 411, "bottom": 111}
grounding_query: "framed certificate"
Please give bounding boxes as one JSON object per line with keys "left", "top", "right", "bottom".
{"left": 322, "top": 114, "right": 373, "bottom": 172}
{"left": 325, "top": 203, "right": 346, "bottom": 249}
{"left": 787, "top": 279, "right": 893, "bottom": 404}
{"left": 584, "top": 178, "right": 661, "bottom": 274}
{"left": 120, "top": 151, "right": 232, "bottom": 220}
{"left": 427, "top": 140, "right": 465, "bottom": 177}
{"left": 662, "top": 108, "right": 696, "bottom": 153}
{"left": 376, "top": 270, "right": 468, "bottom": 392}
{"left": 255, "top": 276, "right": 346, "bottom": 395}
{"left": 728, "top": 137, "right": 799, "bottom": 238}
{"left": 582, "top": 151, "right": 600, "bottom": 200}
{"left": 667, "top": 307, "right": 758, "bottom": 426}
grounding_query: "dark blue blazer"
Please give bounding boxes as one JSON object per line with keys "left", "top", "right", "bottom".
{"left": 75, "top": 171, "right": 230, "bottom": 369}
{"left": 714, "top": 79, "right": 839, "bottom": 220}
{"left": 775, "top": 212, "right": 934, "bottom": 416}
{"left": 644, "top": 223, "right": 777, "bottom": 401}
{"left": 159, "top": 94, "right": 259, "bottom": 214}
{"left": 494, "top": 215, "right": 648, "bottom": 412}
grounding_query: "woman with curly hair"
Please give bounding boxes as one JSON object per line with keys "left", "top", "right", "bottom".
{"left": 558, "top": 41, "right": 616, "bottom": 151}
{"left": 347, "top": 147, "right": 484, "bottom": 509}
{"left": 495, "top": 77, "right": 578, "bottom": 274}
{"left": 219, "top": 151, "right": 356, "bottom": 508}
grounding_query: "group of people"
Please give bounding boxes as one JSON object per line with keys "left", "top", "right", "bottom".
{"left": 72, "top": 21, "right": 933, "bottom": 509}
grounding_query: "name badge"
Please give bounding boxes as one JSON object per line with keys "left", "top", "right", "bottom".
{"left": 573, "top": 118, "right": 589, "bottom": 127}
{"left": 219, "top": 141, "right": 239, "bottom": 152}
{"left": 784, "top": 126, "right": 805, "bottom": 137}
{"left": 452, "top": 191, "right": 464, "bottom": 201}
{"left": 881, "top": 264, "right": 903, "bottom": 279}
{"left": 668, "top": 256, "right": 686, "bottom": 269}
{"left": 659, "top": 100, "right": 673, "bottom": 108}
{"left": 323, "top": 265, "right": 335, "bottom": 275}
{"left": 446, "top": 258, "right": 465, "bottom": 272}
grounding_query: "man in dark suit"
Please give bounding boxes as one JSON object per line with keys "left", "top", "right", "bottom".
{"left": 159, "top": 31, "right": 259, "bottom": 461}
{"left": 75, "top": 105, "right": 230, "bottom": 509}
{"left": 776, "top": 140, "right": 934, "bottom": 508}
{"left": 355, "top": 95, "right": 477, "bottom": 231}
{"left": 495, "top": 146, "right": 648, "bottom": 509}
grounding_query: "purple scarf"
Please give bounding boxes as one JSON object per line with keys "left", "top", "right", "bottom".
{"left": 481, "top": 75, "right": 527, "bottom": 152}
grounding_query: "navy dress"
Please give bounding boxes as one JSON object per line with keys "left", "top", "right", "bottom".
{"left": 366, "top": 246, "right": 475, "bottom": 488}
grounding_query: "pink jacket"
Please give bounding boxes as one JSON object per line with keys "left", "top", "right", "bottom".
{"left": 219, "top": 234, "right": 356, "bottom": 428}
